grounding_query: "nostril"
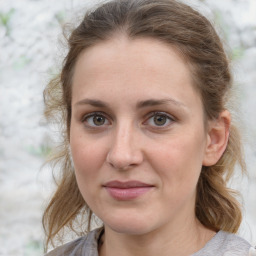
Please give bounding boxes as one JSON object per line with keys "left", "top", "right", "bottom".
{"left": 106, "top": 152, "right": 133, "bottom": 170}
{"left": 106, "top": 147, "right": 143, "bottom": 170}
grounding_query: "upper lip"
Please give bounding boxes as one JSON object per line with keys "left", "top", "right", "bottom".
{"left": 103, "top": 180, "right": 154, "bottom": 188}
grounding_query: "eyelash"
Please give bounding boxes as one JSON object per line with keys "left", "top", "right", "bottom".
{"left": 144, "top": 112, "right": 175, "bottom": 128}
{"left": 82, "top": 111, "right": 175, "bottom": 129}
{"left": 82, "top": 112, "right": 111, "bottom": 128}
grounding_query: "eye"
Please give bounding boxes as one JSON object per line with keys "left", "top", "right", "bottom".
{"left": 145, "top": 112, "right": 174, "bottom": 127}
{"left": 153, "top": 115, "right": 168, "bottom": 126}
{"left": 82, "top": 112, "right": 110, "bottom": 127}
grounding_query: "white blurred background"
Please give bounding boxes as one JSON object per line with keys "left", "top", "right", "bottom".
{"left": 0, "top": 0, "right": 255, "bottom": 255}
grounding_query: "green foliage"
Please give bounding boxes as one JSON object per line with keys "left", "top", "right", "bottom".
{"left": 55, "top": 10, "right": 67, "bottom": 25}
{"left": 0, "top": 8, "right": 15, "bottom": 35}
{"left": 213, "top": 10, "right": 230, "bottom": 41}
{"left": 232, "top": 46, "right": 245, "bottom": 61}
{"left": 13, "top": 55, "right": 31, "bottom": 69}
{"left": 24, "top": 239, "right": 43, "bottom": 256}
{"left": 213, "top": 10, "right": 245, "bottom": 61}
{"left": 27, "top": 143, "right": 52, "bottom": 159}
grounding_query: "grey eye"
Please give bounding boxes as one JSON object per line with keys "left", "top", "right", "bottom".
{"left": 83, "top": 113, "right": 110, "bottom": 127}
{"left": 153, "top": 115, "right": 167, "bottom": 126}
{"left": 93, "top": 115, "right": 106, "bottom": 126}
{"left": 145, "top": 112, "right": 174, "bottom": 128}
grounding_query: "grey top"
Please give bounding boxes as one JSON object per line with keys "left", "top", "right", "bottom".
{"left": 45, "top": 228, "right": 254, "bottom": 256}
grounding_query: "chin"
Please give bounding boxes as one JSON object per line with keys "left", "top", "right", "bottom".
{"left": 103, "top": 214, "right": 156, "bottom": 235}
{"left": 108, "top": 224, "right": 151, "bottom": 235}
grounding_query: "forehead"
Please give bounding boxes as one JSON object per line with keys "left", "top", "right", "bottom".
{"left": 72, "top": 35, "right": 201, "bottom": 109}
{"left": 74, "top": 35, "right": 190, "bottom": 82}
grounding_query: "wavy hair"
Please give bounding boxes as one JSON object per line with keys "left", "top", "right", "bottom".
{"left": 43, "top": 0, "right": 246, "bottom": 250}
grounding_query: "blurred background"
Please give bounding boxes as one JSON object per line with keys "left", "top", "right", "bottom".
{"left": 0, "top": 0, "right": 255, "bottom": 255}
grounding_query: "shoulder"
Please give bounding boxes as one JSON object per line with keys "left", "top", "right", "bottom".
{"left": 44, "top": 236, "right": 87, "bottom": 256}
{"left": 194, "top": 230, "right": 252, "bottom": 256}
{"left": 44, "top": 228, "right": 103, "bottom": 256}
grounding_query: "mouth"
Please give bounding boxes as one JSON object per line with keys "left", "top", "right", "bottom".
{"left": 103, "top": 180, "right": 154, "bottom": 200}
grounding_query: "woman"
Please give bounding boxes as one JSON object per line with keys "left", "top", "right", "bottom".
{"left": 43, "top": 0, "right": 255, "bottom": 255}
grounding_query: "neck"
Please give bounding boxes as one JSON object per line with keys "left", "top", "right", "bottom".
{"left": 99, "top": 217, "right": 216, "bottom": 256}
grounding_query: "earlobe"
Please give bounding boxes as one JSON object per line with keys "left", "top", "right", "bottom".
{"left": 203, "top": 110, "right": 231, "bottom": 166}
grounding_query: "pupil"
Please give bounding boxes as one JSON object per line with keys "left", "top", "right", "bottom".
{"left": 93, "top": 116, "right": 105, "bottom": 126}
{"left": 154, "top": 115, "right": 166, "bottom": 126}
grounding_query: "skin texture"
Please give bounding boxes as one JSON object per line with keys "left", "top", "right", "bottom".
{"left": 70, "top": 36, "right": 230, "bottom": 256}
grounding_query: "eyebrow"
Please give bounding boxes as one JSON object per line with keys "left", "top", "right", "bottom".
{"left": 75, "top": 99, "right": 109, "bottom": 108}
{"left": 136, "top": 98, "right": 187, "bottom": 109}
{"left": 74, "top": 98, "right": 187, "bottom": 109}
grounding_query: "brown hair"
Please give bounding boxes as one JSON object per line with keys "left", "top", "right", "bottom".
{"left": 43, "top": 0, "right": 246, "bottom": 250}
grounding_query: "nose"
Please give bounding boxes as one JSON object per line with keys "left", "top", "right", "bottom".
{"left": 106, "top": 123, "right": 143, "bottom": 170}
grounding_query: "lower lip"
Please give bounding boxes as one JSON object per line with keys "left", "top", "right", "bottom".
{"left": 105, "top": 187, "right": 153, "bottom": 200}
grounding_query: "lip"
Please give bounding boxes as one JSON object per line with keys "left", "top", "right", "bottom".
{"left": 103, "top": 180, "right": 154, "bottom": 200}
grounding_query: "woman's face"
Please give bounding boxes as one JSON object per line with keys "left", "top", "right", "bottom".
{"left": 70, "top": 36, "right": 211, "bottom": 235}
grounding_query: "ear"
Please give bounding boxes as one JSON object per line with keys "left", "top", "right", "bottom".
{"left": 203, "top": 110, "right": 231, "bottom": 166}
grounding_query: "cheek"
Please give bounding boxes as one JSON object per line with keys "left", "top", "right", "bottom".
{"left": 70, "top": 137, "right": 106, "bottom": 207}
{"left": 71, "top": 143, "right": 104, "bottom": 175}
{"left": 70, "top": 130, "right": 107, "bottom": 185}
{"left": 148, "top": 132, "right": 206, "bottom": 186}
